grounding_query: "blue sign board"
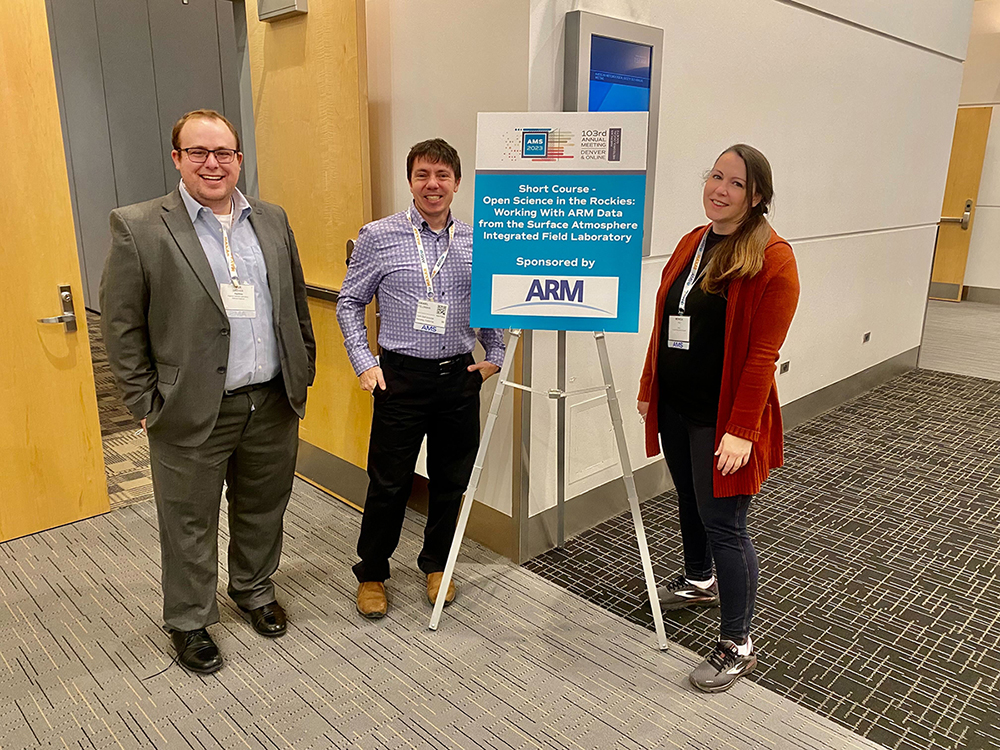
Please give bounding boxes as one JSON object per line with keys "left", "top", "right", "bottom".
{"left": 471, "top": 112, "right": 649, "bottom": 333}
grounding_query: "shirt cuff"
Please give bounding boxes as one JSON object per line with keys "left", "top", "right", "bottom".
{"left": 349, "top": 348, "right": 379, "bottom": 376}
{"left": 484, "top": 345, "right": 506, "bottom": 368}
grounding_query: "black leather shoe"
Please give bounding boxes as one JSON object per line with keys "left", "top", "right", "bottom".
{"left": 169, "top": 628, "right": 223, "bottom": 674}
{"left": 240, "top": 601, "right": 287, "bottom": 637}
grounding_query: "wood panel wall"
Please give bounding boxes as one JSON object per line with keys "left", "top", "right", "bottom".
{"left": 244, "top": 0, "right": 374, "bottom": 469}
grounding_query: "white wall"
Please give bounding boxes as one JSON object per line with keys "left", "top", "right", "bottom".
{"left": 960, "top": 0, "right": 1000, "bottom": 292}
{"left": 366, "top": 0, "right": 531, "bottom": 222}
{"left": 792, "top": 0, "right": 972, "bottom": 60}
{"left": 365, "top": 0, "right": 973, "bottom": 518}
{"left": 366, "top": 0, "right": 531, "bottom": 514}
{"left": 959, "top": 0, "right": 1000, "bottom": 105}
{"left": 527, "top": 0, "right": 969, "bottom": 516}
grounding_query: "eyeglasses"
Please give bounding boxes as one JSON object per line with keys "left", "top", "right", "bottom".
{"left": 178, "top": 147, "right": 238, "bottom": 164}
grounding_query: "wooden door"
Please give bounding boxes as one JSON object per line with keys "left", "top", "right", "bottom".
{"left": 244, "top": 0, "right": 375, "bottom": 504}
{"left": 0, "top": 0, "right": 109, "bottom": 542}
{"left": 930, "top": 107, "right": 993, "bottom": 301}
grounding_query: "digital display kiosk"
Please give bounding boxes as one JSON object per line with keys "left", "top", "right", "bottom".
{"left": 564, "top": 11, "right": 663, "bottom": 256}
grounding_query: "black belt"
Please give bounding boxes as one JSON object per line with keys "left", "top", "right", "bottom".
{"left": 381, "top": 349, "right": 474, "bottom": 375}
{"left": 225, "top": 375, "right": 281, "bottom": 396}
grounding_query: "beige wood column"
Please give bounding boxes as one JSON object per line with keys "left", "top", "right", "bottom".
{"left": 244, "top": 1, "right": 374, "bottom": 480}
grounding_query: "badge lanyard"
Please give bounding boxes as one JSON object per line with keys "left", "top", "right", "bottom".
{"left": 221, "top": 227, "right": 241, "bottom": 288}
{"left": 677, "top": 230, "right": 710, "bottom": 315}
{"left": 219, "top": 201, "right": 241, "bottom": 288}
{"left": 409, "top": 206, "right": 454, "bottom": 299}
{"left": 667, "top": 230, "right": 711, "bottom": 351}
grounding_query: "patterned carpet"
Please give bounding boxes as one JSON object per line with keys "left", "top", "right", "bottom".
{"left": 87, "top": 310, "right": 153, "bottom": 511}
{"left": 87, "top": 310, "right": 139, "bottom": 436}
{"left": 0, "top": 481, "right": 881, "bottom": 750}
{"left": 84, "top": 305, "right": 1000, "bottom": 748}
{"left": 526, "top": 369, "right": 1000, "bottom": 750}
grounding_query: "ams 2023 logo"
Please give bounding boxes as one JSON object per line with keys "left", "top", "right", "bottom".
{"left": 491, "top": 275, "right": 618, "bottom": 319}
{"left": 522, "top": 131, "right": 548, "bottom": 157}
{"left": 516, "top": 128, "right": 573, "bottom": 161}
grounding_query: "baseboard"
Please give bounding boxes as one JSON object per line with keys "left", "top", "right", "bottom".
{"left": 521, "top": 461, "right": 672, "bottom": 562}
{"left": 407, "top": 477, "right": 518, "bottom": 560}
{"left": 295, "top": 440, "right": 369, "bottom": 507}
{"left": 780, "top": 347, "right": 918, "bottom": 431}
{"left": 929, "top": 282, "right": 961, "bottom": 301}
{"left": 300, "top": 348, "right": 918, "bottom": 565}
{"left": 963, "top": 286, "right": 1000, "bottom": 305}
{"left": 520, "top": 348, "right": 918, "bottom": 562}
{"left": 296, "top": 441, "right": 520, "bottom": 560}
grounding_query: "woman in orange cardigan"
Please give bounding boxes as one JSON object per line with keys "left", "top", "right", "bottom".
{"left": 638, "top": 144, "right": 799, "bottom": 693}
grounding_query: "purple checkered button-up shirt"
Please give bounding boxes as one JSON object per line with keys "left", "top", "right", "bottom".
{"left": 337, "top": 202, "right": 505, "bottom": 376}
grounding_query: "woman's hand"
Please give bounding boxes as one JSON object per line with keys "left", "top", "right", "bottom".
{"left": 637, "top": 401, "right": 650, "bottom": 422}
{"left": 715, "top": 432, "right": 752, "bottom": 476}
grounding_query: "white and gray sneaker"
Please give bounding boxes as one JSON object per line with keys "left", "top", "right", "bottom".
{"left": 689, "top": 640, "right": 757, "bottom": 693}
{"left": 657, "top": 575, "right": 720, "bottom": 610}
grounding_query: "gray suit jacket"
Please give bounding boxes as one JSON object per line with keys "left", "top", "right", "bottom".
{"left": 100, "top": 189, "right": 316, "bottom": 447}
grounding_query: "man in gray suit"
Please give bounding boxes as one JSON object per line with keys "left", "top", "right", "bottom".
{"left": 101, "top": 109, "right": 315, "bottom": 674}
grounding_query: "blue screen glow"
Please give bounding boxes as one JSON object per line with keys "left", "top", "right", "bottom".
{"left": 588, "top": 35, "right": 652, "bottom": 113}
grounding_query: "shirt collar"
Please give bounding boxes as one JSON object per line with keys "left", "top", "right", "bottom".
{"left": 178, "top": 180, "right": 252, "bottom": 225}
{"left": 407, "top": 200, "right": 453, "bottom": 234}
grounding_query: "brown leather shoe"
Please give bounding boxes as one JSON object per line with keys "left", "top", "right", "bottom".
{"left": 426, "top": 572, "right": 456, "bottom": 606}
{"left": 356, "top": 581, "right": 387, "bottom": 619}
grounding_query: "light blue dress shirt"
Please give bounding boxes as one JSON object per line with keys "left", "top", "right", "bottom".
{"left": 178, "top": 182, "right": 280, "bottom": 391}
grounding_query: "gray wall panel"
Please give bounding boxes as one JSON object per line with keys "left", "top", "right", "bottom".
{"left": 217, "top": 1, "right": 243, "bottom": 134}
{"left": 216, "top": 0, "right": 247, "bottom": 193}
{"left": 147, "top": 0, "right": 227, "bottom": 184}
{"left": 48, "top": 0, "right": 118, "bottom": 311}
{"left": 96, "top": 0, "right": 167, "bottom": 205}
{"left": 48, "top": 0, "right": 246, "bottom": 311}
{"left": 46, "top": 0, "right": 89, "bottom": 307}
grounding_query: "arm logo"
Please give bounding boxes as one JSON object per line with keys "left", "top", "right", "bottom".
{"left": 491, "top": 275, "right": 618, "bottom": 318}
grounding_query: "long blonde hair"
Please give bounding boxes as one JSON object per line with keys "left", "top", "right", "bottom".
{"left": 701, "top": 144, "right": 774, "bottom": 295}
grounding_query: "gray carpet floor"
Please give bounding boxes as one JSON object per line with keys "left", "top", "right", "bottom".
{"left": 0, "top": 480, "right": 884, "bottom": 750}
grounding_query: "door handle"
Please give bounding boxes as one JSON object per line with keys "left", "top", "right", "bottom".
{"left": 37, "top": 284, "right": 77, "bottom": 333}
{"left": 941, "top": 199, "right": 973, "bottom": 230}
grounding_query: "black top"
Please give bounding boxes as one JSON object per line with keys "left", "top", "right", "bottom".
{"left": 658, "top": 229, "right": 728, "bottom": 427}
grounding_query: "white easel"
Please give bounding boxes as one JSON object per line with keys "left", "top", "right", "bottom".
{"left": 428, "top": 328, "right": 669, "bottom": 651}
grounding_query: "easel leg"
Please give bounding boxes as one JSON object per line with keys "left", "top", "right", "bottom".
{"left": 428, "top": 330, "right": 521, "bottom": 631}
{"left": 593, "top": 332, "right": 669, "bottom": 651}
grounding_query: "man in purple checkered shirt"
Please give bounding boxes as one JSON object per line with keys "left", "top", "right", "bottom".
{"left": 337, "top": 139, "right": 505, "bottom": 620}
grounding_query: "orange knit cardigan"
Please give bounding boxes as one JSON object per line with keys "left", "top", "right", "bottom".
{"left": 638, "top": 224, "right": 800, "bottom": 497}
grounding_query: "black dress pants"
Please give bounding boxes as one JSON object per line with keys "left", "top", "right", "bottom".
{"left": 353, "top": 351, "right": 482, "bottom": 583}
{"left": 658, "top": 400, "right": 758, "bottom": 643}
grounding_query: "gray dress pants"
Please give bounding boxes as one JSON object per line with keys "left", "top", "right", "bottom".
{"left": 148, "top": 379, "right": 299, "bottom": 632}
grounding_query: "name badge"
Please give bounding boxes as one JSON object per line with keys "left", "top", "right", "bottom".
{"left": 414, "top": 298, "right": 448, "bottom": 335}
{"left": 667, "top": 314, "right": 690, "bottom": 350}
{"left": 221, "top": 283, "right": 256, "bottom": 319}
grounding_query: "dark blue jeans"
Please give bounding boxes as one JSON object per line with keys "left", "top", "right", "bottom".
{"left": 658, "top": 401, "right": 758, "bottom": 643}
